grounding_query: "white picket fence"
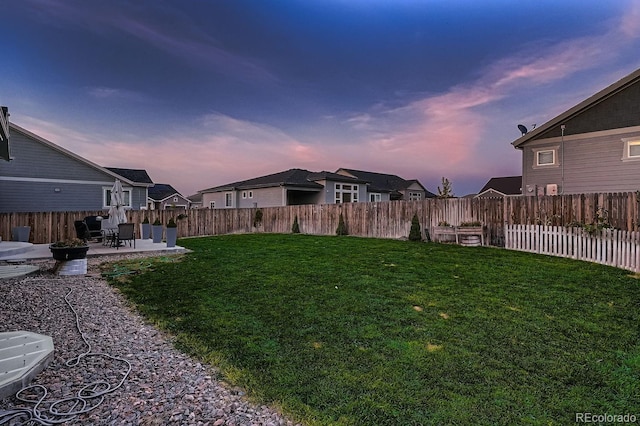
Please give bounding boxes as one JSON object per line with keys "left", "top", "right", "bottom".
{"left": 504, "top": 224, "right": 640, "bottom": 273}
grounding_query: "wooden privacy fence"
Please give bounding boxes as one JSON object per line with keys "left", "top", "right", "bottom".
{"left": 0, "top": 192, "right": 638, "bottom": 245}
{"left": 505, "top": 224, "right": 640, "bottom": 273}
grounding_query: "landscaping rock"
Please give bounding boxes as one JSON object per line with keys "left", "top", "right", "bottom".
{"left": 0, "top": 254, "right": 301, "bottom": 425}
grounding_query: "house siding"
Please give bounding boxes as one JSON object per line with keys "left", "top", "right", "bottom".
{"left": 522, "top": 129, "right": 640, "bottom": 195}
{"left": 241, "top": 187, "right": 283, "bottom": 208}
{"left": 534, "top": 79, "right": 640, "bottom": 140}
{"left": 0, "top": 127, "right": 148, "bottom": 212}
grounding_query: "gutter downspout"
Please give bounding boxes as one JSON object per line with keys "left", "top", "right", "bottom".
{"left": 560, "top": 124, "right": 565, "bottom": 194}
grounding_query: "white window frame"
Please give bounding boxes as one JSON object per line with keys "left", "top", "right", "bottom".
{"left": 242, "top": 191, "right": 247, "bottom": 199}
{"left": 369, "top": 193, "right": 381, "bottom": 202}
{"left": 335, "top": 183, "right": 359, "bottom": 204}
{"left": 103, "top": 187, "right": 132, "bottom": 208}
{"left": 622, "top": 138, "right": 640, "bottom": 161}
{"left": 248, "top": 191, "right": 253, "bottom": 199}
{"left": 225, "top": 192, "right": 233, "bottom": 208}
{"left": 532, "top": 146, "right": 559, "bottom": 168}
{"left": 408, "top": 192, "right": 422, "bottom": 201}
{"left": 209, "top": 201, "right": 215, "bottom": 209}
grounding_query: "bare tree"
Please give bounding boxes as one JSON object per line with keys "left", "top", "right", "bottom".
{"left": 437, "top": 177, "right": 454, "bottom": 198}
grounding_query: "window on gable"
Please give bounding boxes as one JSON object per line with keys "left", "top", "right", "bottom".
{"left": 537, "top": 150, "right": 555, "bottom": 165}
{"left": 532, "top": 147, "right": 559, "bottom": 168}
{"left": 408, "top": 192, "right": 422, "bottom": 201}
{"left": 621, "top": 138, "right": 640, "bottom": 161}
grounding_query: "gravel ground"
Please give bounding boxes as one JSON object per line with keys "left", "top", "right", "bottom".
{"left": 0, "top": 254, "right": 302, "bottom": 426}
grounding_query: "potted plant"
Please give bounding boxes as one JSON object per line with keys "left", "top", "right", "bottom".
{"left": 152, "top": 218, "right": 163, "bottom": 243}
{"left": 457, "top": 221, "right": 484, "bottom": 246}
{"left": 165, "top": 217, "right": 178, "bottom": 247}
{"left": 49, "top": 238, "right": 89, "bottom": 261}
{"left": 433, "top": 221, "right": 456, "bottom": 243}
{"left": 140, "top": 216, "right": 151, "bottom": 239}
{"left": 165, "top": 214, "right": 187, "bottom": 247}
{"left": 12, "top": 225, "right": 31, "bottom": 242}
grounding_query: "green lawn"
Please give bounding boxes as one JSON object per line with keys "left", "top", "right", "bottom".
{"left": 104, "top": 234, "right": 640, "bottom": 425}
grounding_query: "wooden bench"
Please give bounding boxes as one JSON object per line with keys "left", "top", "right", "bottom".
{"left": 432, "top": 226, "right": 485, "bottom": 246}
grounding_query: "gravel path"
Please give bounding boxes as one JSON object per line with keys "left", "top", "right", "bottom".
{"left": 0, "top": 255, "right": 302, "bottom": 426}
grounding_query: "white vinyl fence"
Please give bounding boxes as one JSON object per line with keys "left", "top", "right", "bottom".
{"left": 504, "top": 224, "right": 640, "bottom": 273}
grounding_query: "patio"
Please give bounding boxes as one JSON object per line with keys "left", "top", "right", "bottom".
{"left": 0, "top": 239, "right": 188, "bottom": 279}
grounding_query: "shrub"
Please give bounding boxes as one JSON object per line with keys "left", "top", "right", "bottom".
{"left": 292, "top": 215, "right": 300, "bottom": 234}
{"left": 253, "top": 209, "right": 263, "bottom": 227}
{"left": 336, "top": 213, "right": 348, "bottom": 236}
{"left": 408, "top": 213, "right": 422, "bottom": 241}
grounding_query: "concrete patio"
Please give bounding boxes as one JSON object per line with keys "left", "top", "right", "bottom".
{"left": 0, "top": 239, "right": 188, "bottom": 279}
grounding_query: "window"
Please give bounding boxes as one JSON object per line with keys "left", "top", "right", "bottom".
{"left": 622, "top": 139, "right": 640, "bottom": 160}
{"left": 242, "top": 191, "right": 247, "bottom": 199}
{"left": 369, "top": 193, "right": 381, "bottom": 202}
{"left": 335, "top": 183, "right": 359, "bottom": 203}
{"left": 225, "top": 192, "right": 233, "bottom": 207}
{"left": 104, "top": 188, "right": 131, "bottom": 208}
{"left": 248, "top": 191, "right": 253, "bottom": 198}
{"left": 532, "top": 146, "right": 559, "bottom": 168}
{"left": 408, "top": 192, "right": 422, "bottom": 201}
{"left": 537, "top": 150, "right": 555, "bottom": 165}
{"left": 209, "top": 201, "right": 215, "bottom": 209}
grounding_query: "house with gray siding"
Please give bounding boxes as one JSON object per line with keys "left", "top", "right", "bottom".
{"left": 0, "top": 122, "right": 151, "bottom": 213}
{"left": 335, "top": 168, "right": 434, "bottom": 201}
{"left": 512, "top": 67, "right": 640, "bottom": 196}
{"left": 475, "top": 176, "right": 522, "bottom": 198}
{"left": 147, "top": 183, "right": 190, "bottom": 210}
{"left": 199, "top": 168, "right": 368, "bottom": 209}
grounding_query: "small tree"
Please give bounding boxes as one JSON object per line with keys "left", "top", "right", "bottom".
{"left": 336, "top": 213, "right": 348, "bottom": 236}
{"left": 253, "top": 209, "right": 263, "bottom": 228}
{"left": 437, "top": 177, "right": 454, "bottom": 198}
{"left": 292, "top": 215, "right": 300, "bottom": 234}
{"left": 408, "top": 213, "right": 422, "bottom": 241}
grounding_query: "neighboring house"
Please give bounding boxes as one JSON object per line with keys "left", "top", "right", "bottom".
{"left": 104, "top": 167, "right": 155, "bottom": 210}
{"left": 475, "top": 176, "right": 522, "bottom": 198}
{"left": 187, "top": 193, "right": 203, "bottom": 209}
{"left": 512, "top": 67, "right": 640, "bottom": 196}
{"left": 199, "top": 168, "right": 368, "bottom": 209}
{"left": 0, "top": 123, "right": 151, "bottom": 213}
{"left": 335, "top": 168, "right": 435, "bottom": 201}
{"left": 147, "top": 183, "right": 190, "bottom": 210}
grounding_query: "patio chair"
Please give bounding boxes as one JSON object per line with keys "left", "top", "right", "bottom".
{"left": 115, "top": 223, "right": 135, "bottom": 249}
{"left": 83, "top": 215, "right": 104, "bottom": 240}
{"left": 74, "top": 220, "right": 92, "bottom": 242}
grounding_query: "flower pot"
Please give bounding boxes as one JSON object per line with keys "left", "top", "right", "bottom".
{"left": 166, "top": 227, "right": 177, "bottom": 247}
{"left": 140, "top": 223, "right": 151, "bottom": 239}
{"left": 50, "top": 245, "right": 89, "bottom": 261}
{"left": 12, "top": 226, "right": 31, "bottom": 242}
{"left": 152, "top": 225, "right": 163, "bottom": 243}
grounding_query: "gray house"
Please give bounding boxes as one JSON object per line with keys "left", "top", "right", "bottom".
{"left": 475, "top": 176, "right": 522, "bottom": 198}
{"left": 0, "top": 122, "right": 151, "bottom": 213}
{"left": 200, "top": 168, "right": 368, "bottom": 209}
{"left": 147, "top": 183, "right": 190, "bottom": 210}
{"left": 512, "top": 67, "right": 640, "bottom": 196}
{"left": 335, "top": 168, "right": 434, "bottom": 201}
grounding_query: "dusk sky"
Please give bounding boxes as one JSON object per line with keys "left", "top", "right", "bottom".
{"left": 3, "top": 1, "right": 640, "bottom": 197}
